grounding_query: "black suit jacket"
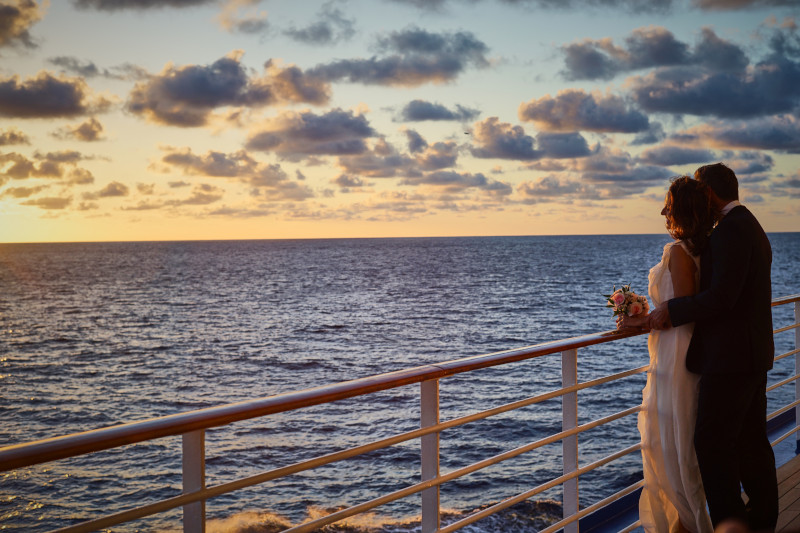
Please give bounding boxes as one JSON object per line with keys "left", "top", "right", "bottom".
{"left": 668, "top": 205, "right": 774, "bottom": 374}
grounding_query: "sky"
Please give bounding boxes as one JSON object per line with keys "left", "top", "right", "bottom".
{"left": 0, "top": 0, "right": 798, "bottom": 243}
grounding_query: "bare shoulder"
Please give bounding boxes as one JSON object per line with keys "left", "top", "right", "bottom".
{"left": 669, "top": 242, "right": 697, "bottom": 274}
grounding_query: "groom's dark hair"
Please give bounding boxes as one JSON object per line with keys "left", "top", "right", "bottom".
{"left": 694, "top": 163, "right": 738, "bottom": 201}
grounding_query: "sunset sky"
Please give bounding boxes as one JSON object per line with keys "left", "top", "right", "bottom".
{"left": 1, "top": 0, "right": 798, "bottom": 243}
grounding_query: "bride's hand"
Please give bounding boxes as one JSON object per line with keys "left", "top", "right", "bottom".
{"left": 616, "top": 314, "right": 649, "bottom": 330}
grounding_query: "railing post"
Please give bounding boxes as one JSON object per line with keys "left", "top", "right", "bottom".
{"left": 182, "top": 430, "right": 206, "bottom": 533}
{"left": 795, "top": 302, "right": 800, "bottom": 454}
{"left": 562, "top": 348, "right": 579, "bottom": 533}
{"left": 421, "top": 379, "right": 440, "bottom": 533}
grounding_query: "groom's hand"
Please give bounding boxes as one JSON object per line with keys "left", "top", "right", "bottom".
{"left": 647, "top": 304, "right": 672, "bottom": 330}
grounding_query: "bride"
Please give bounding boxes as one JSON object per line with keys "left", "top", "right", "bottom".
{"left": 619, "top": 176, "right": 716, "bottom": 533}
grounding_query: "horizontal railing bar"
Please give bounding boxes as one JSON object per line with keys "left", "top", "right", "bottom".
{"left": 7, "top": 292, "right": 796, "bottom": 531}
{"left": 775, "top": 323, "right": 800, "bottom": 334}
{"left": 0, "top": 329, "right": 648, "bottom": 472}
{"left": 44, "top": 381, "right": 646, "bottom": 533}
{"left": 282, "top": 406, "right": 642, "bottom": 533}
{"left": 772, "top": 294, "right": 800, "bottom": 306}
{"left": 6, "top": 292, "right": 798, "bottom": 473}
{"left": 767, "top": 373, "right": 800, "bottom": 393}
{"left": 775, "top": 348, "right": 800, "bottom": 363}
{"left": 620, "top": 520, "right": 644, "bottom": 533}
{"left": 768, "top": 398, "right": 800, "bottom": 422}
{"left": 537, "top": 480, "right": 645, "bottom": 533}
{"left": 771, "top": 424, "right": 800, "bottom": 447}
{"left": 438, "top": 443, "right": 642, "bottom": 533}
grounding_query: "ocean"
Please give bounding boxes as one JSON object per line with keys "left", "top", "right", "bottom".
{"left": 1, "top": 234, "right": 799, "bottom": 532}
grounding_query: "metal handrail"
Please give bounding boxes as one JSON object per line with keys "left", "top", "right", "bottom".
{"left": 772, "top": 294, "right": 800, "bottom": 306}
{"left": 4, "top": 293, "right": 798, "bottom": 472}
{"left": 1, "top": 292, "right": 798, "bottom": 533}
{"left": 284, "top": 406, "right": 643, "bottom": 533}
{"left": 0, "top": 328, "right": 646, "bottom": 472}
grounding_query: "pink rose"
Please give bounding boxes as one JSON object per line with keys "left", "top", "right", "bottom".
{"left": 612, "top": 291, "right": 626, "bottom": 306}
{"left": 628, "top": 301, "right": 644, "bottom": 316}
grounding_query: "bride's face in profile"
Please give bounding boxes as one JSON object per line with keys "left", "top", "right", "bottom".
{"left": 661, "top": 193, "right": 671, "bottom": 218}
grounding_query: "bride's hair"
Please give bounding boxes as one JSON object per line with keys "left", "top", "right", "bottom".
{"left": 664, "top": 176, "right": 716, "bottom": 256}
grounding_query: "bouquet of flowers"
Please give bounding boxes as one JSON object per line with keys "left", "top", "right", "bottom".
{"left": 605, "top": 284, "right": 649, "bottom": 317}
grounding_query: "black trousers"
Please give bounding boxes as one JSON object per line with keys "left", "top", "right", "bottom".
{"left": 694, "top": 372, "right": 778, "bottom": 530}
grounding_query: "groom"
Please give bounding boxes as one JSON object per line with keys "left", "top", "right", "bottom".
{"left": 647, "top": 163, "right": 778, "bottom": 531}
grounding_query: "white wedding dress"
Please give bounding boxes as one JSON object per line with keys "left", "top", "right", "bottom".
{"left": 638, "top": 241, "right": 713, "bottom": 533}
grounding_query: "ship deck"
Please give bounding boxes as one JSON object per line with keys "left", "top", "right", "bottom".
{"left": 778, "top": 452, "right": 800, "bottom": 532}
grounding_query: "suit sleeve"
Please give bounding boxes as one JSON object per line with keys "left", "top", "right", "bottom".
{"left": 668, "top": 216, "right": 752, "bottom": 327}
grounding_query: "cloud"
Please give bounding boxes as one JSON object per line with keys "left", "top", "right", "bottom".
{"left": 0, "top": 127, "right": 30, "bottom": 145}
{"left": 519, "top": 90, "right": 649, "bottom": 133}
{"left": 137, "top": 182, "right": 155, "bottom": 195}
{"left": 307, "top": 27, "right": 489, "bottom": 87}
{"left": 636, "top": 145, "right": 717, "bottom": 166}
{"left": 73, "top": 0, "right": 214, "bottom": 10}
{"left": 469, "top": 117, "right": 541, "bottom": 160}
{"left": 0, "top": 152, "right": 35, "bottom": 179}
{"left": 627, "top": 26, "right": 800, "bottom": 118}
{"left": 517, "top": 176, "right": 593, "bottom": 203}
{"left": 159, "top": 146, "right": 315, "bottom": 201}
{"left": 415, "top": 141, "right": 459, "bottom": 170}
{"left": 21, "top": 196, "right": 71, "bottom": 209}
{"left": 469, "top": 117, "right": 591, "bottom": 160}
{"left": 631, "top": 123, "right": 666, "bottom": 145}
{"left": 562, "top": 26, "right": 747, "bottom": 80}
{"left": 772, "top": 171, "right": 800, "bottom": 198}
{"left": 401, "top": 169, "right": 512, "bottom": 196}
{"left": 332, "top": 173, "right": 368, "bottom": 192}
{"left": 246, "top": 108, "right": 376, "bottom": 159}
{"left": 691, "top": 0, "right": 798, "bottom": 10}
{"left": 48, "top": 56, "right": 150, "bottom": 81}
{"left": 74, "top": 0, "right": 270, "bottom": 34}
{"left": 169, "top": 183, "right": 223, "bottom": 205}
{"left": 628, "top": 63, "right": 800, "bottom": 119}
{"left": 336, "top": 139, "right": 419, "bottom": 178}
{"left": 127, "top": 52, "right": 330, "bottom": 127}
{"left": 528, "top": 145, "right": 677, "bottom": 198}
{"left": 1, "top": 184, "right": 48, "bottom": 198}
{"left": 0, "top": 0, "right": 45, "bottom": 48}
{"left": 405, "top": 129, "right": 428, "bottom": 153}
{"left": 162, "top": 147, "right": 257, "bottom": 177}
{"left": 724, "top": 150, "right": 775, "bottom": 175}
{"left": 387, "top": 0, "right": 673, "bottom": 14}
{"left": 692, "top": 27, "right": 750, "bottom": 71}
{"left": 399, "top": 99, "right": 480, "bottom": 122}
{"left": 67, "top": 167, "right": 94, "bottom": 184}
{"left": 333, "top": 137, "right": 458, "bottom": 180}
{"left": 52, "top": 117, "right": 105, "bottom": 141}
{"left": 0, "top": 150, "right": 91, "bottom": 180}
{"left": 675, "top": 114, "right": 800, "bottom": 153}
{"left": 217, "top": 0, "right": 268, "bottom": 34}
{"left": 284, "top": 3, "right": 355, "bottom": 45}
{"left": 0, "top": 71, "right": 112, "bottom": 118}
{"left": 83, "top": 181, "right": 129, "bottom": 200}
{"left": 535, "top": 132, "right": 591, "bottom": 158}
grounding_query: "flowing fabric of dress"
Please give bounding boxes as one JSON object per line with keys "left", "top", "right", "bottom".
{"left": 638, "top": 241, "right": 713, "bottom": 533}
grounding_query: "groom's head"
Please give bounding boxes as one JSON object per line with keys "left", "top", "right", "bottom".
{"left": 694, "top": 163, "right": 738, "bottom": 204}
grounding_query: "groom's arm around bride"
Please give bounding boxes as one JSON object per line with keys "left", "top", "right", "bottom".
{"left": 647, "top": 163, "right": 778, "bottom": 532}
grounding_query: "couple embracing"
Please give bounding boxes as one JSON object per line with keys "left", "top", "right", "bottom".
{"left": 618, "top": 163, "right": 778, "bottom": 533}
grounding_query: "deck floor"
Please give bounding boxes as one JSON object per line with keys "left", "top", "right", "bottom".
{"left": 777, "top": 453, "right": 800, "bottom": 532}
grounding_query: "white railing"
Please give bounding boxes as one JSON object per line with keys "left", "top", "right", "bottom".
{"left": 1, "top": 294, "right": 798, "bottom": 533}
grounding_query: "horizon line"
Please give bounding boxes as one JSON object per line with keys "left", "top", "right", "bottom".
{"left": 2, "top": 230, "right": 799, "bottom": 246}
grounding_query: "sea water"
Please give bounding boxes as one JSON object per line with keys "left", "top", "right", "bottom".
{"left": 2, "top": 234, "right": 799, "bottom": 532}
